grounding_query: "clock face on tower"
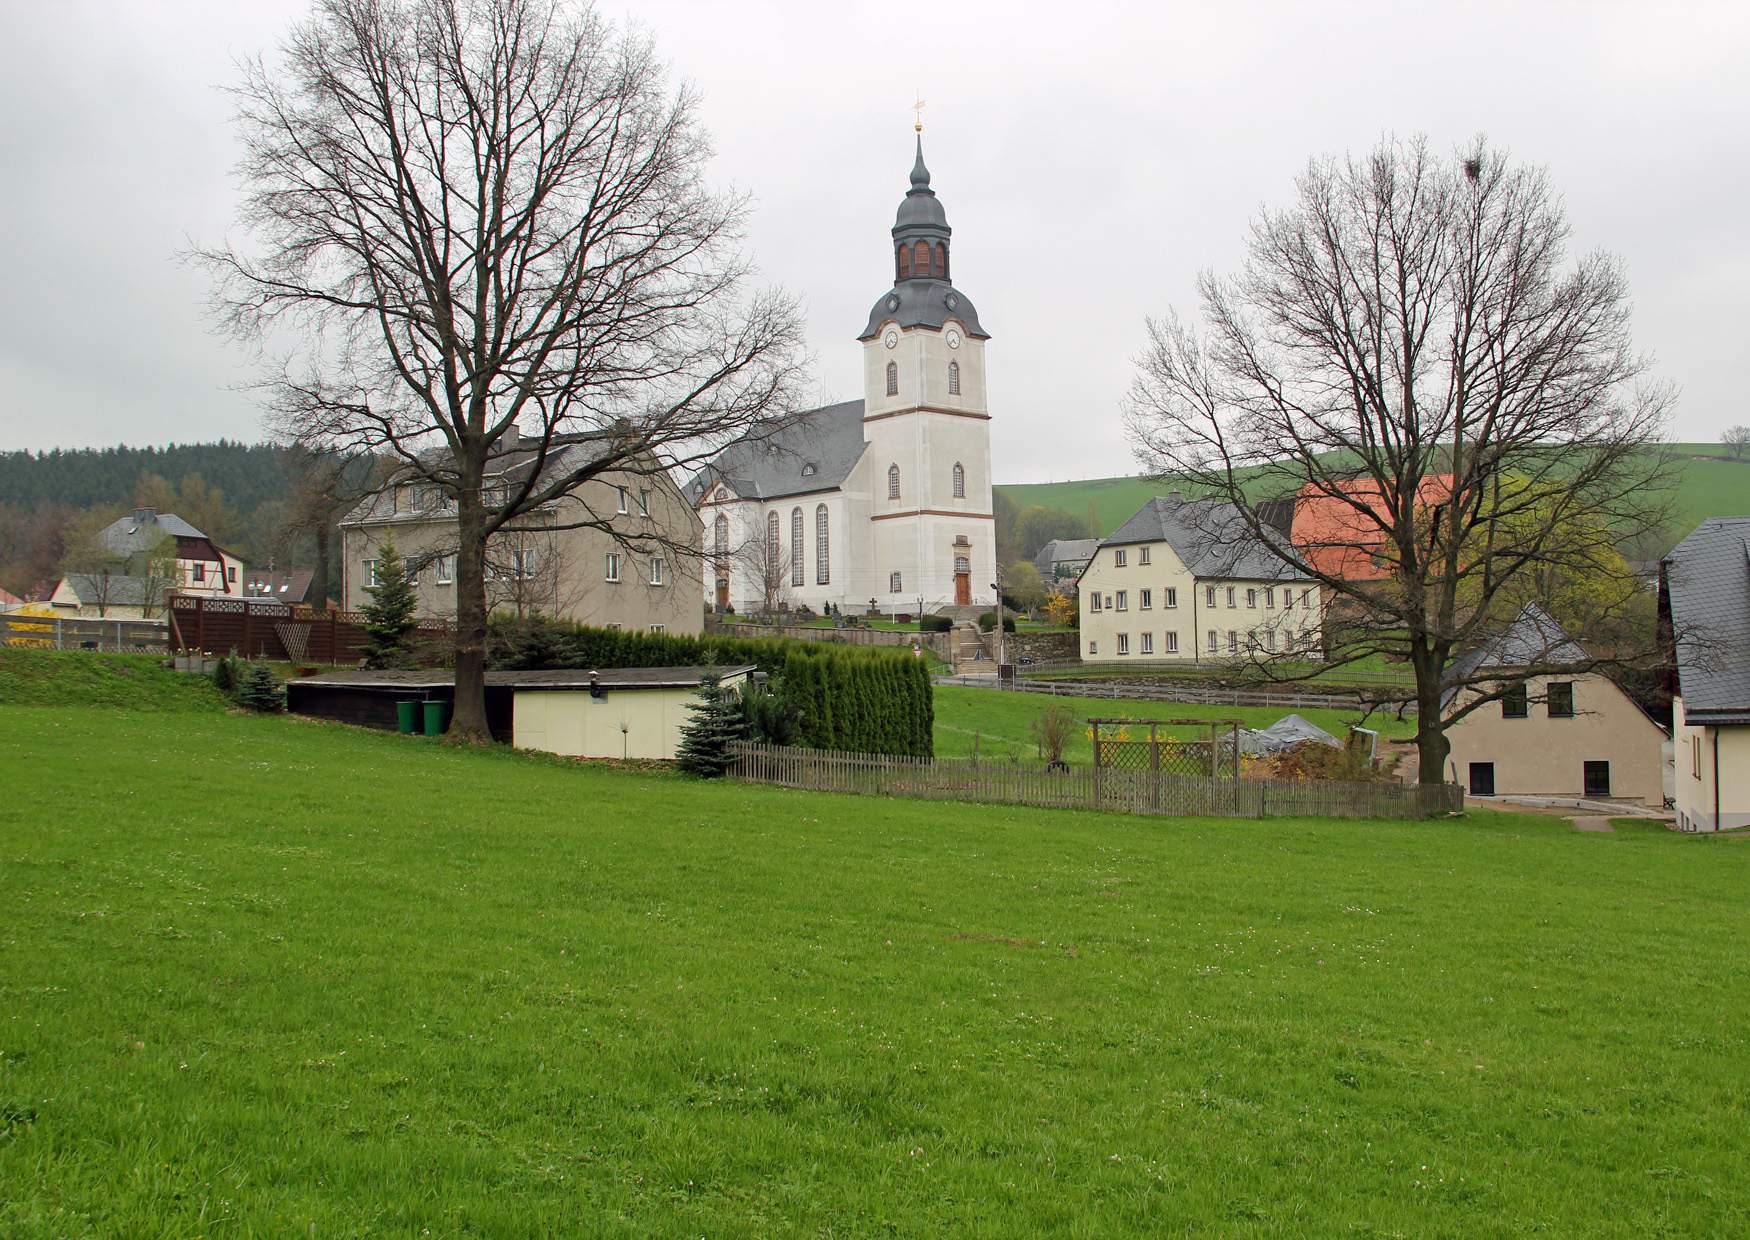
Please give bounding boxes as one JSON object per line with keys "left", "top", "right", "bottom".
{"left": 883, "top": 330, "right": 898, "bottom": 350}
{"left": 945, "top": 328, "right": 961, "bottom": 349}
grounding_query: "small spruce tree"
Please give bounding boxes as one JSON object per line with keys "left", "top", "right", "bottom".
{"left": 675, "top": 666, "right": 747, "bottom": 777}
{"left": 361, "top": 533, "right": 420, "bottom": 669}
{"left": 235, "top": 661, "right": 284, "bottom": 712}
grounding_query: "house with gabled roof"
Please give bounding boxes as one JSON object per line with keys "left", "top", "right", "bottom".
{"left": 1290, "top": 474, "right": 1453, "bottom": 583}
{"left": 339, "top": 433, "right": 702, "bottom": 634}
{"left": 97, "top": 508, "right": 242, "bottom": 598}
{"left": 1440, "top": 604, "right": 1666, "bottom": 806}
{"left": 1076, "top": 492, "right": 1324, "bottom": 664}
{"left": 1661, "top": 517, "right": 1750, "bottom": 831}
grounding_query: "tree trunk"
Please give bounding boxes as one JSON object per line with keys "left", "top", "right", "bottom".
{"left": 1411, "top": 644, "right": 1450, "bottom": 789}
{"left": 451, "top": 480, "right": 491, "bottom": 743}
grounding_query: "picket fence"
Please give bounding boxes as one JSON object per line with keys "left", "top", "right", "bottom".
{"left": 728, "top": 742, "right": 1462, "bottom": 821}
{"left": 933, "top": 673, "right": 1393, "bottom": 713}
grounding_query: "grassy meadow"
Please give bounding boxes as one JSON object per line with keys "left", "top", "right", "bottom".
{"left": 4, "top": 656, "right": 1749, "bottom": 1233}
{"left": 997, "top": 442, "right": 1750, "bottom": 545}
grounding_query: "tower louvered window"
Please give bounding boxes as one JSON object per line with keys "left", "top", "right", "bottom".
{"left": 885, "top": 361, "right": 898, "bottom": 396}
{"left": 815, "top": 504, "right": 830, "bottom": 583}
{"left": 790, "top": 507, "right": 804, "bottom": 586}
{"left": 952, "top": 461, "right": 965, "bottom": 498}
{"left": 948, "top": 360, "right": 960, "bottom": 395}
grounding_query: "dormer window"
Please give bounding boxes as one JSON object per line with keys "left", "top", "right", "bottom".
{"left": 801, "top": 463, "right": 816, "bottom": 477}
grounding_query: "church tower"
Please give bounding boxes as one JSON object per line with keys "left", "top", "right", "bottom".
{"left": 857, "top": 135, "right": 995, "bottom": 610}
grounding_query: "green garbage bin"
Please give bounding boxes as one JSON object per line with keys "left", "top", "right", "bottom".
{"left": 395, "top": 699, "right": 418, "bottom": 734}
{"left": 422, "top": 699, "right": 449, "bottom": 737}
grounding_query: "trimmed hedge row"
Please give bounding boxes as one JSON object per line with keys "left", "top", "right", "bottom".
{"left": 777, "top": 645, "right": 933, "bottom": 757}
{"left": 487, "top": 615, "right": 932, "bottom": 757}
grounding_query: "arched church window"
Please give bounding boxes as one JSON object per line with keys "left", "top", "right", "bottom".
{"left": 885, "top": 361, "right": 898, "bottom": 396}
{"left": 913, "top": 240, "right": 930, "bottom": 273}
{"left": 888, "top": 463, "right": 900, "bottom": 500}
{"left": 766, "top": 511, "right": 780, "bottom": 574}
{"left": 815, "top": 504, "right": 830, "bottom": 584}
{"left": 952, "top": 461, "right": 965, "bottom": 498}
{"left": 713, "top": 514, "right": 728, "bottom": 567}
{"left": 896, "top": 245, "right": 910, "bottom": 280}
{"left": 934, "top": 243, "right": 946, "bottom": 278}
{"left": 948, "top": 360, "right": 960, "bottom": 396}
{"left": 790, "top": 507, "right": 804, "bottom": 586}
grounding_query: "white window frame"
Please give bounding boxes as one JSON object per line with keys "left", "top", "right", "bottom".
{"left": 1114, "top": 549, "right": 1127, "bottom": 567}
{"left": 615, "top": 485, "right": 629, "bottom": 515}
{"left": 1139, "top": 588, "right": 1152, "bottom": 609}
{"left": 1227, "top": 630, "right": 1238, "bottom": 653}
{"left": 1165, "top": 587, "right": 1177, "bottom": 609}
{"left": 1140, "top": 632, "right": 1153, "bottom": 655}
{"left": 1088, "top": 640, "right": 1098, "bottom": 656}
{"left": 1166, "top": 631, "right": 1179, "bottom": 653}
{"left": 638, "top": 488, "right": 651, "bottom": 517}
{"left": 1285, "top": 589, "right": 1295, "bottom": 610}
{"left": 1117, "top": 633, "right": 1130, "bottom": 655}
{"left": 435, "top": 554, "right": 454, "bottom": 585}
{"left": 364, "top": 559, "right": 380, "bottom": 588}
{"left": 1226, "top": 587, "right": 1236, "bottom": 607}
{"left": 1207, "top": 629, "right": 1218, "bottom": 653}
{"left": 1246, "top": 588, "right": 1256, "bottom": 608}
{"left": 1089, "top": 593, "right": 1102, "bottom": 613}
{"left": 604, "top": 552, "right": 621, "bottom": 582}
{"left": 890, "top": 570, "right": 903, "bottom": 593}
{"left": 1115, "top": 590, "right": 1128, "bottom": 612}
{"left": 649, "top": 557, "right": 665, "bottom": 586}
{"left": 1139, "top": 547, "right": 1151, "bottom": 566}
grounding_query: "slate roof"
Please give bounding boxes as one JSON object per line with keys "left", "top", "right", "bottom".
{"left": 1101, "top": 494, "right": 1311, "bottom": 581}
{"left": 685, "top": 401, "right": 868, "bottom": 504}
{"left": 60, "top": 572, "right": 160, "bottom": 607}
{"left": 1441, "top": 604, "right": 1591, "bottom": 710}
{"left": 290, "top": 666, "right": 755, "bottom": 691}
{"left": 1663, "top": 517, "right": 1750, "bottom": 722}
{"left": 343, "top": 434, "right": 618, "bottom": 524}
{"left": 1034, "top": 539, "right": 1100, "bottom": 573}
{"left": 99, "top": 509, "right": 208, "bottom": 555}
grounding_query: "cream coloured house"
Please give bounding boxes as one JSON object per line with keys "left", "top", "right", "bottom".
{"left": 1076, "top": 494, "right": 1323, "bottom": 664}
{"left": 1441, "top": 607, "right": 1665, "bottom": 806}
{"left": 1662, "top": 517, "right": 1750, "bottom": 831}
{"left": 340, "top": 436, "right": 702, "bottom": 634}
{"left": 687, "top": 136, "right": 995, "bottom": 615}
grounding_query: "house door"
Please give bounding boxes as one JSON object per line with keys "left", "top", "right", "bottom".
{"left": 1583, "top": 760, "right": 1611, "bottom": 797}
{"left": 953, "top": 555, "right": 971, "bottom": 606}
{"left": 1469, "top": 762, "right": 1495, "bottom": 796}
{"left": 714, "top": 577, "right": 729, "bottom": 610}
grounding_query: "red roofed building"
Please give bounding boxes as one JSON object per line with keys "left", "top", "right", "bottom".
{"left": 1290, "top": 475, "right": 1453, "bottom": 583}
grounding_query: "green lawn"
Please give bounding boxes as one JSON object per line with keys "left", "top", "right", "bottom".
{"left": 933, "top": 683, "right": 1414, "bottom": 764}
{"left": 9, "top": 689, "right": 1745, "bottom": 1233}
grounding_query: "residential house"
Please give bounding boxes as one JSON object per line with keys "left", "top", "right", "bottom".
{"left": 1290, "top": 475, "right": 1453, "bottom": 583}
{"left": 242, "top": 569, "right": 315, "bottom": 605}
{"left": 1441, "top": 604, "right": 1665, "bottom": 806}
{"left": 1034, "top": 538, "right": 1100, "bottom": 584}
{"left": 339, "top": 435, "right": 702, "bottom": 634}
{"left": 48, "top": 572, "right": 164, "bottom": 619}
{"left": 0, "top": 586, "right": 24, "bottom": 612}
{"left": 1661, "top": 517, "right": 1750, "bottom": 832}
{"left": 1077, "top": 493, "right": 1323, "bottom": 664}
{"left": 98, "top": 508, "right": 243, "bottom": 597}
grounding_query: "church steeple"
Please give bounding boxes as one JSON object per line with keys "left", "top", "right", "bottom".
{"left": 893, "top": 136, "right": 950, "bottom": 283}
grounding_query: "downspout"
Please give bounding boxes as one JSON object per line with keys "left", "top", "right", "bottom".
{"left": 1715, "top": 727, "right": 1722, "bottom": 833}
{"left": 1192, "top": 578, "right": 1200, "bottom": 665}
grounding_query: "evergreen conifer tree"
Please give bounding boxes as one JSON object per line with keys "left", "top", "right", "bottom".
{"left": 360, "top": 533, "right": 419, "bottom": 669}
{"left": 235, "top": 661, "right": 284, "bottom": 712}
{"left": 675, "top": 666, "right": 747, "bottom": 777}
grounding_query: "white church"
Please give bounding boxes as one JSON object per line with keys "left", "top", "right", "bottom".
{"left": 687, "top": 135, "right": 996, "bottom": 615}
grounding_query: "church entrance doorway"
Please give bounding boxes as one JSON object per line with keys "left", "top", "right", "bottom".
{"left": 953, "top": 555, "right": 971, "bottom": 606}
{"left": 715, "top": 577, "right": 729, "bottom": 610}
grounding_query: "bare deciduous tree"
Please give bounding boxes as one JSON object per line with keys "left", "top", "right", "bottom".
{"left": 1124, "top": 136, "right": 1675, "bottom": 786}
{"left": 200, "top": 0, "right": 804, "bottom": 740}
{"left": 1724, "top": 425, "right": 1750, "bottom": 461}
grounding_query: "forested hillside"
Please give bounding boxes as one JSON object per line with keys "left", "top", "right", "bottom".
{"left": 0, "top": 441, "right": 357, "bottom": 600}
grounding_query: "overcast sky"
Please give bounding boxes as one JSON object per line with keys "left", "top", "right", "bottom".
{"left": 3, "top": 1, "right": 1746, "bottom": 482}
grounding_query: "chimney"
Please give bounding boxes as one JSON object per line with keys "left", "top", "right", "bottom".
{"left": 133, "top": 507, "right": 156, "bottom": 523}
{"left": 1167, "top": 490, "right": 1183, "bottom": 503}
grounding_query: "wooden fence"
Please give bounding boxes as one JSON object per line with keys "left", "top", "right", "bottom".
{"left": 167, "top": 593, "right": 450, "bottom": 665}
{"left": 933, "top": 673, "right": 1390, "bottom": 713}
{"left": 729, "top": 742, "right": 1462, "bottom": 821}
{"left": 0, "top": 613, "right": 168, "bottom": 652}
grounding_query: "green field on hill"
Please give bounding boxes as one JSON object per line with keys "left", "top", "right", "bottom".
{"left": 4, "top": 663, "right": 1749, "bottom": 1233}
{"left": 997, "top": 442, "right": 1748, "bottom": 544}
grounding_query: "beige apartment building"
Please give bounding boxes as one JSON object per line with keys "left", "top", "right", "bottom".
{"left": 1440, "top": 606, "right": 1665, "bottom": 806}
{"left": 1077, "top": 494, "right": 1323, "bottom": 664}
{"left": 340, "top": 437, "right": 702, "bottom": 635}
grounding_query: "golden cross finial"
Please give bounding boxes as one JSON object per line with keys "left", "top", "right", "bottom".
{"left": 912, "top": 92, "right": 926, "bottom": 133}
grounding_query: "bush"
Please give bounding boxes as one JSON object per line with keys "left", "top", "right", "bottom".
{"left": 211, "top": 654, "right": 235, "bottom": 695}
{"left": 919, "top": 615, "right": 953, "bottom": 633}
{"left": 977, "top": 613, "right": 1016, "bottom": 634}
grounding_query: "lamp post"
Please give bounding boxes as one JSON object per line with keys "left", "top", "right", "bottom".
{"left": 990, "top": 565, "right": 1005, "bottom": 674}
